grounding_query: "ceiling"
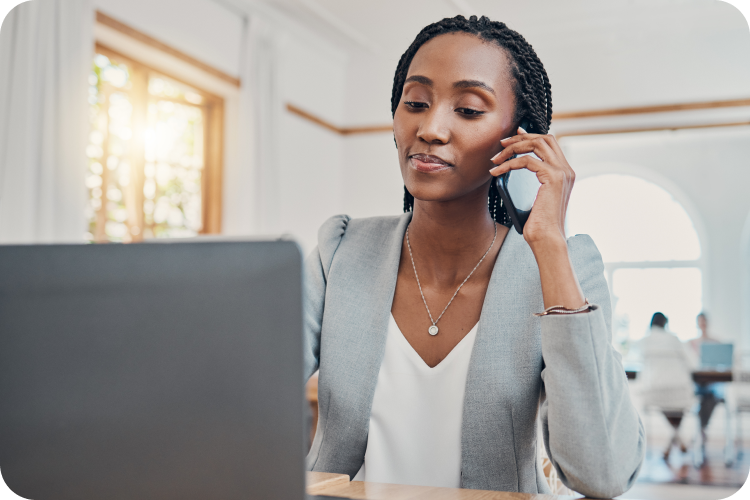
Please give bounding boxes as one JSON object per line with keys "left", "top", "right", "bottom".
{"left": 259, "top": 0, "right": 750, "bottom": 115}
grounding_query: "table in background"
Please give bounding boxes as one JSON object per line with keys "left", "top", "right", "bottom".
{"left": 625, "top": 370, "right": 733, "bottom": 384}
{"left": 307, "top": 471, "right": 591, "bottom": 499}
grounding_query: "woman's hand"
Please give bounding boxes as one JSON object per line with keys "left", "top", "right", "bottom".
{"left": 489, "top": 127, "right": 574, "bottom": 249}
{"left": 489, "top": 127, "right": 586, "bottom": 310}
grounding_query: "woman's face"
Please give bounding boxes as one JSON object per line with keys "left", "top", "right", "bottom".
{"left": 394, "top": 32, "right": 518, "bottom": 204}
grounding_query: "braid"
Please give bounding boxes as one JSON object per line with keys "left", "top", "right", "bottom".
{"left": 403, "top": 186, "right": 414, "bottom": 212}
{"left": 395, "top": 15, "right": 552, "bottom": 225}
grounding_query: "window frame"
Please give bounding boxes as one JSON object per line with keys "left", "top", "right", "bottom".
{"left": 92, "top": 42, "right": 224, "bottom": 240}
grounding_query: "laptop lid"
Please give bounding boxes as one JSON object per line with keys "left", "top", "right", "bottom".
{"left": 0, "top": 241, "right": 305, "bottom": 500}
{"left": 700, "top": 343, "right": 734, "bottom": 371}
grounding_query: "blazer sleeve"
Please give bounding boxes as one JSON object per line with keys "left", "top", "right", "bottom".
{"left": 303, "top": 214, "right": 350, "bottom": 382}
{"left": 539, "top": 234, "right": 646, "bottom": 499}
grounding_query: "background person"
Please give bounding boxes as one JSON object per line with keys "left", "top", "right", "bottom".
{"left": 689, "top": 312, "right": 725, "bottom": 445}
{"left": 688, "top": 312, "right": 720, "bottom": 358}
{"left": 637, "top": 312, "right": 695, "bottom": 460}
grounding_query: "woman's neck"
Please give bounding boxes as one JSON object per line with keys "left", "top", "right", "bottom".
{"left": 406, "top": 188, "right": 502, "bottom": 287}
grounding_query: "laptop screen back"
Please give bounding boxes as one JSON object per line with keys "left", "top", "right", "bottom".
{"left": 700, "top": 343, "right": 734, "bottom": 371}
{"left": 0, "top": 241, "right": 304, "bottom": 500}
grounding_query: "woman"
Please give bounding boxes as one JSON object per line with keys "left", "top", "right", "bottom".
{"left": 303, "top": 15, "right": 644, "bottom": 498}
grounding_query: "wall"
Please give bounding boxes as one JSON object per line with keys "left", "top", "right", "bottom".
{"left": 742, "top": 208, "right": 750, "bottom": 353}
{"left": 332, "top": 3, "right": 750, "bottom": 349}
{"left": 275, "top": 34, "right": 347, "bottom": 252}
{"left": 339, "top": 52, "right": 403, "bottom": 220}
{"left": 92, "top": 0, "right": 349, "bottom": 252}
{"left": 93, "top": 0, "right": 244, "bottom": 79}
{"left": 560, "top": 127, "right": 750, "bottom": 347}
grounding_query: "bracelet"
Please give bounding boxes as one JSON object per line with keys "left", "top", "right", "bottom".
{"left": 534, "top": 299, "right": 591, "bottom": 317}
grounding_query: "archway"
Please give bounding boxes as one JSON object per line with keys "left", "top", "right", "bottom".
{"left": 567, "top": 174, "right": 704, "bottom": 346}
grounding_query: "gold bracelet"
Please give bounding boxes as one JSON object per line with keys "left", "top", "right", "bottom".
{"left": 534, "top": 299, "right": 591, "bottom": 317}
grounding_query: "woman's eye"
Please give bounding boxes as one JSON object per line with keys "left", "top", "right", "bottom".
{"left": 404, "top": 101, "right": 428, "bottom": 109}
{"left": 456, "top": 107, "right": 484, "bottom": 116}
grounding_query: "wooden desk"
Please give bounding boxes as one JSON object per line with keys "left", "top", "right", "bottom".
{"left": 307, "top": 472, "right": 581, "bottom": 499}
{"left": 308, "top": 472, "right": 351, "bottom": 496}
{"left": 692, "top": 370, "right": 732, "bottom": 384}
{"left": 624, "top": 369, "right": 733, "bottom": 385}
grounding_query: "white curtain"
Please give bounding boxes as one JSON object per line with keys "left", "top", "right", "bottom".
{"left": 0, "top": 0, "right": 92, "bottom": 243}
{"left": 226, "top": 13, "right": 281, "bottom": 236}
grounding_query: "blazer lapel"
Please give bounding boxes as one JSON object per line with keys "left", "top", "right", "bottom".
{"left": 461, "top": 229, "right": 545, "bottom": 491}
{"left": 314, "top": 212, "right": 412, "bottom": 475}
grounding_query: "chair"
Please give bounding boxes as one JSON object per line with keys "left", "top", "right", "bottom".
{"left": 539, "top": 445, "right": 574, "bottom": 495}
{"left": 691, "top": 391, "right": 733, "bottom": 467}
{"left": 730, "top": 350, "right": 750, "bottom": 461}
{"left": 638, "top": 344, "right": 696, "bottom": 459}
{"left": 535, "top": 420, "right": 574, "bottom": 495}
{"left": 306, "top": 372, "right": 320, "bottom": 449}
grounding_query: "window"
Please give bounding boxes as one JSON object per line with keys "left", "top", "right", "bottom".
{"left": 86, "top": 45, "right": 223, "bottom": 242}
{"left": 567, "top": 174, "right": 703, "bottom": 347}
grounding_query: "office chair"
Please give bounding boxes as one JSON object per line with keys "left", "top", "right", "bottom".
{"left": 730, "top": 351, "right": 750, "bottom": 462}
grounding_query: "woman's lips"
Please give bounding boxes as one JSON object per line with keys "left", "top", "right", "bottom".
{"left": 410, "top": 154, "right": 452, "bottom": 172}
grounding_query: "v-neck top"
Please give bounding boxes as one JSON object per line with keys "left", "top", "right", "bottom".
{"left": 352, "top": 314, "right": 479, "bottom": 487}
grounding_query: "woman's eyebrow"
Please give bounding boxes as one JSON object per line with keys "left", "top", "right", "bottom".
{"left": 453, "top": 80, "right": 495, "bottom": 95}
{"left": 403, "top": 76, "right": 495, "bottom": 95}
{"left": 404, "top": 75, "right": 433, "bottom": 86}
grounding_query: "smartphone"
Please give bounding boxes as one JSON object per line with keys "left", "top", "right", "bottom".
{"left": 494, "top": 120, "right": 542, "bottom": 234}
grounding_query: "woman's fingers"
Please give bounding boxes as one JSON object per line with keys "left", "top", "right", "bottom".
{"left": 545, "top": 133, "right": 566, "bottom": 159}
{"left": 489, "top": 154, "right": 546, "bottom": 177}
{"left": 492, "top": 135, "right": 556, "bottom": 165}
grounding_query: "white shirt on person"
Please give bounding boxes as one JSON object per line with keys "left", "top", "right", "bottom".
{"left": 636, "top": 326, "right": 694, "bottom": 411}
{"left": 353, "top": 314, "right": 478, "bottom": 487}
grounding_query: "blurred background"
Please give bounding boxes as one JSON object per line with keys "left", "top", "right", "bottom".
{"left": 1, "top": 0, "right": 749, "bottom": 498}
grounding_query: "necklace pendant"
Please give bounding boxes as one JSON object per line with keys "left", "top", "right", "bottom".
{"left": 428, "top": 325, "right": 439, "bottom": 336}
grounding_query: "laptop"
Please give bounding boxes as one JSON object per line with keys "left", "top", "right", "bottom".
{"left": 0, "top": 240, "right": 310, "bottom": 500}
{"left": 700, "top": 343, "right": 734, "bottom": 371}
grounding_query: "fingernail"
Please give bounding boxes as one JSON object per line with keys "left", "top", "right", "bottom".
{"left": 491, "top": 152, "right": 502, "bottom": 161}
{"left": 500, "top": 136, "right": 512, "bottom": 143}
{"left": 489, "top": 166, "right": 502, "bottom": 175}
{"left": 518, "top": 126, "right": 527, "bottom": 134}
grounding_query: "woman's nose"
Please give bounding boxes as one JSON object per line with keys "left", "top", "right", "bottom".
{"left": 416, "top": 108, "right": 450, "bottom": 144}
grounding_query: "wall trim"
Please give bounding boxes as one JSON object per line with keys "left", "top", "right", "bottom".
{"left": 555, "top": 120, "right": 750, "bottom": 139}
{"left": 286, "top": 103, "right": 392, "bottom": 135}
{"left": 553, "top": 98, "right": 750, "bottom": 119}
{"left": 96, "top": 11, "right": 241, "bottom": 88}
{"left": 287, "top": 100, "right": 750, "bottom": 137}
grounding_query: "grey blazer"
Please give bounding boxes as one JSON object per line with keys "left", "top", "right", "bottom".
{"left": 303, "top": 213, "right": 645, "bottom": 498}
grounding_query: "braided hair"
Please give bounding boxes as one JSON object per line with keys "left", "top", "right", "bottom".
{"left": 394, "top": 15, "right": 552, "bottom": 226}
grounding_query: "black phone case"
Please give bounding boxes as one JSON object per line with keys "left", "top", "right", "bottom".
{"left": 495, "top": 173, "right": 530, "bottom": 235}
{"left": 495, "top": 120, "right": 532, "bottom": 235}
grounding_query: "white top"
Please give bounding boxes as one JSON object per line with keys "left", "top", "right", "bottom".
{"left": 635, "top": 326, "right": 695, "bottom": 411}
{"left": 353, "top": 314, "right": 478, "bottom": 488}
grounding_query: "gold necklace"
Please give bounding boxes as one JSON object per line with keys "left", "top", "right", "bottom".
{"left": 405, "top": 223, "right": 497, "bottom": 336}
